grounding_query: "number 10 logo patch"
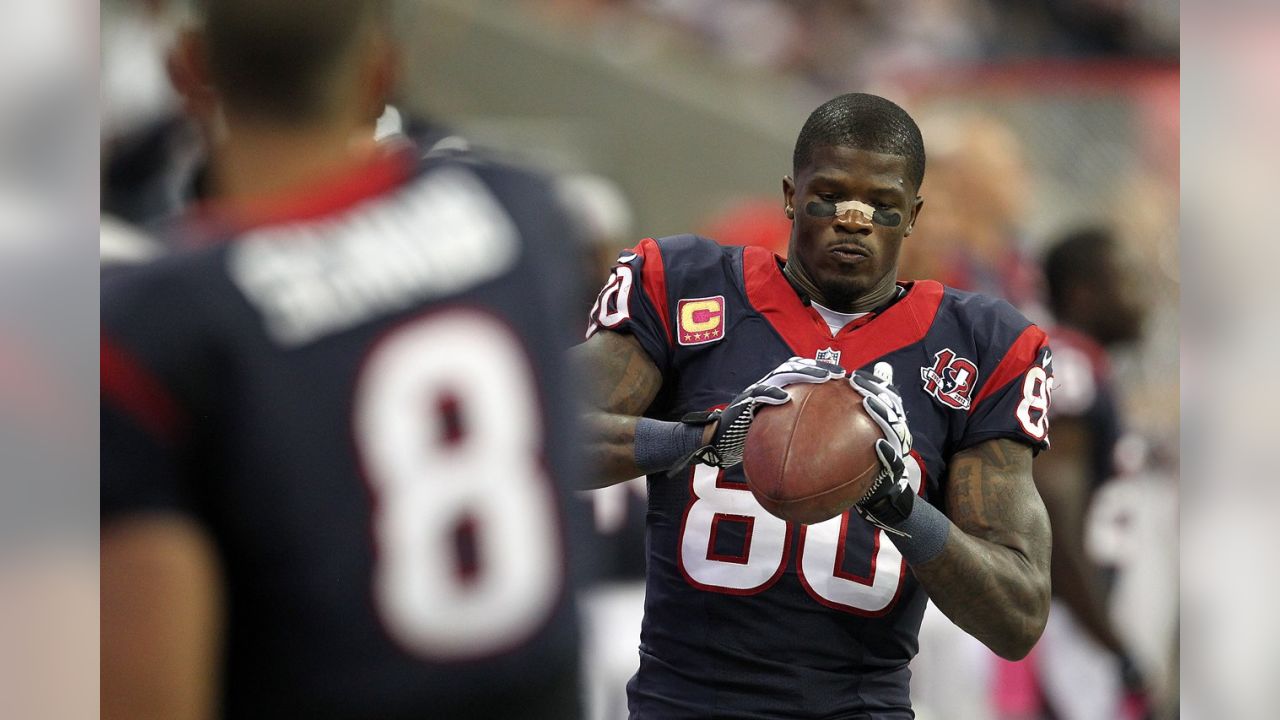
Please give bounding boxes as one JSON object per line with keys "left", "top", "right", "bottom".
{"left": 920, "top": 348, "right": 978, "bottom": 410}
{"left": 677, "top": 296, "right": 726, "bottom": 346}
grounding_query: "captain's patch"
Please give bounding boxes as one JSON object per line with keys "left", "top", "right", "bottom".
{"left": 677, "top": 296, "right": 726, "bottom": 346}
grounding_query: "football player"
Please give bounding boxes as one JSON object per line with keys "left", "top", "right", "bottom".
{"left": 101, "top": 1, "right": 589, "bottom": 718}
{"left": 1029, "top": 226, "right": 1152, "bottom": 718}
{"left": 577, "top": 92, "right": 1054, "bottom": 718}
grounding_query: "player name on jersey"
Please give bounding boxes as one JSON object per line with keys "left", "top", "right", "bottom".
{"left": 229, "top": 167, "right": 518, "bottom": 347}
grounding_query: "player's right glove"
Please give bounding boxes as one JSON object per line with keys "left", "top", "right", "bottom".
{"left": 679, "top": 357, "right": 846, "bottom": 469}
{"left": 849, "top": 371, "right": 915, "bottom": 535}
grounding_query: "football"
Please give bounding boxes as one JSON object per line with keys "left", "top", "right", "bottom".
{"left": 743, "top": 380, "right": 884, "bottom": 525}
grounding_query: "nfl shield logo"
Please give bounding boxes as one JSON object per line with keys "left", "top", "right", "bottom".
{"left": 873, "top": 361, "right": 895, "bottom": 384}
{"left": 815, "top": 347, "right": 841, "bottom": 365}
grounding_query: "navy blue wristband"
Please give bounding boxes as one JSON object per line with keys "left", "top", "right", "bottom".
{"left": 634, "top": 418, "right": 706, "bottom": 474}
{"left": 888, "top": 499, "right": 951, "bottom": 565}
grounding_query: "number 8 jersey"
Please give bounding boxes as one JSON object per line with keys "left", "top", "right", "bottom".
{"left": 101, "top": 149, "right": 590, "bottom": 719}
{"left": 588, "top": 234, "right": 1052, "bottom": 719}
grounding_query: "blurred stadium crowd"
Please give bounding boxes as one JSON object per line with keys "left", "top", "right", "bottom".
{"left": 530, "top": 0, "right": 1176, "bottom": 90}
{"left": 100, "top": 1, "right": 1178, "bottom": 719}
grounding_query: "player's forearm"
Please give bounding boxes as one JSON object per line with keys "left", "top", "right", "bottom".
{"left": 908, "top": 527, "right": 1050, "bottom": 660}
{"left": 905, "top": 438, "right": 1052, "bottom": 660}
{"left": 582, "top": 411, "right": 713, "bottom": 488}
{"left": 573, "top": 332, "right": 669, "bottom": 488}
{"left": 582, "top": 411, "right": 646, "bottom": 488}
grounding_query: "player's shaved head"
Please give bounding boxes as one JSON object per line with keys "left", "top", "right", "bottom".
{"left": 793, "top": 93, "right": 926, "bottom": 191}
{"left": 195, "top": 0, "right": 390, "bottom": 123}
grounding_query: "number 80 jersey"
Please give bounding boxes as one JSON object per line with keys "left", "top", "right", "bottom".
{"left": 588, "top": 235, "right": 1052, "bottom": 719}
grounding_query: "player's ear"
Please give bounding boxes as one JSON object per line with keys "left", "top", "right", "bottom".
{"left": 166, "top": 30, "right": 218, "bottom": 127}
{"left": 904, "top": 196, "right": 924, "bottom": 237}
{"left": 782, "top": 176, "right": 796, "bottom": 219}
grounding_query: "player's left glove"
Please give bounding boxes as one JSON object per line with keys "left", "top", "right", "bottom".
{"left": 679, "top": 357, "right": 846, "bottom": 469}
{"left": 849, "top": 371, "right": 915, "bottom": 535}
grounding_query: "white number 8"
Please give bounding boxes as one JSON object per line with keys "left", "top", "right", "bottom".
{"left": 1016, "top": 366, "right": 1052, "bottom": 440}
{"left": 354, "top": 309, "right": 563, "bottom": 659}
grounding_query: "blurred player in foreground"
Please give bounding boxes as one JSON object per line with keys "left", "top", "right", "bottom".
{"left": 577, "top": 92, "right": 1055, "bottom": 718}
{"left": 1028, "top": 226, "right": 1151, "bottom": 719}
{"left": 100, "top": 0, "right": 464, "bottom": 268}
{"left": 100, "top": 1, "right": 588, "bottom": 718}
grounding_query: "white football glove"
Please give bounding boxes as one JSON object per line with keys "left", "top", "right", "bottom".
{"left": 681, "top": 357, "right": 846, "bottom": 468}
{"left": 849, "top": 370, "right": 915, "bottom": 534}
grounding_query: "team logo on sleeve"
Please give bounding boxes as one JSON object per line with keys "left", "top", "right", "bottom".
{"left": 815, "top": 347, "right": 841, "bottom": 365}
{"left": 677, "top": 296, "right": 726, "bottom": 346}
{"left": 920, "top": 348, "right": 979, "bottom": 410}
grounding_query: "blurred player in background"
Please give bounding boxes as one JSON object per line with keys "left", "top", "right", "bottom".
{"left": 917, "top": 225, "right": 1154, "bottom": 720}
{"left": 100, "top": 1, "right": 590, "bottom": 718}
{"left": 577, "top": 92, "right": 1055, "bottom": 718}
{"left": 1027, "top": 226, "right": 1151, "bottom": 719}
{"left": 558, "top": 171, "right": 636, "bottom": 314}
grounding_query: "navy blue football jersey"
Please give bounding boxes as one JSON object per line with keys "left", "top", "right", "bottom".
{"left": 587, "top": 235, "right": 1052, "bottom": 719}
{"left": 101, "top": 148, "right": 589, "bottom": 719}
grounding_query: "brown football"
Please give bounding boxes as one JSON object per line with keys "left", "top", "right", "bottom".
{"left": 743, "top": 380, "right": 883, "bottom": 525}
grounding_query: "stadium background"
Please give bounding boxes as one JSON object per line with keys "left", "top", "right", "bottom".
{"left": 100, "top": 1, "right": 1179, "bottom": 718}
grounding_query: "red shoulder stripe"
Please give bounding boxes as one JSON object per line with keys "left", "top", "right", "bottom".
{"left": 634, "top": 237, "right": 673, "bottom": 347}
{"left": 101, "top": 335, "right": 188, "bottom": 444}
{"left": 742, "top": 246, "right": 830, "bottom": 342}
{"left": 969, "top": 325, "right": 1049, "bottom": 412}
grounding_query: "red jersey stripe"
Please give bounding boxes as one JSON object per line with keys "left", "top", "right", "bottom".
{"left": 636, "top": 237, "right": 673, "bottom": 347}
{"left": 101, "top": 335, "right": 188, "bottom": 444}
{"left": 190, "top": 147, "right": 416, "bottom": 238}
{"left": 969, "top": 325, "right": 1049, "bottom": 411}
{"left": 742, "top": 246, "right": 945, "bottom": 369}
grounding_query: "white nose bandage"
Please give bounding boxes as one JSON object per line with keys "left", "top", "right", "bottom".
{"left": 832, "top": 199, "right": 876, "bottom": 222}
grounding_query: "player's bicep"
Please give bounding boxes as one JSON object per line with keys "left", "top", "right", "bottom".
{"left": 102, "top": 515, "right": 223, "bottom": 720}
{"left": 583, "top": 240, "right": 674, "bottom": 375}
{"left": 945, "top": 438, "right": 1051, "bottom": 568}
{"left": 571, "top": 330, "right": 662, "bottom": 416}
